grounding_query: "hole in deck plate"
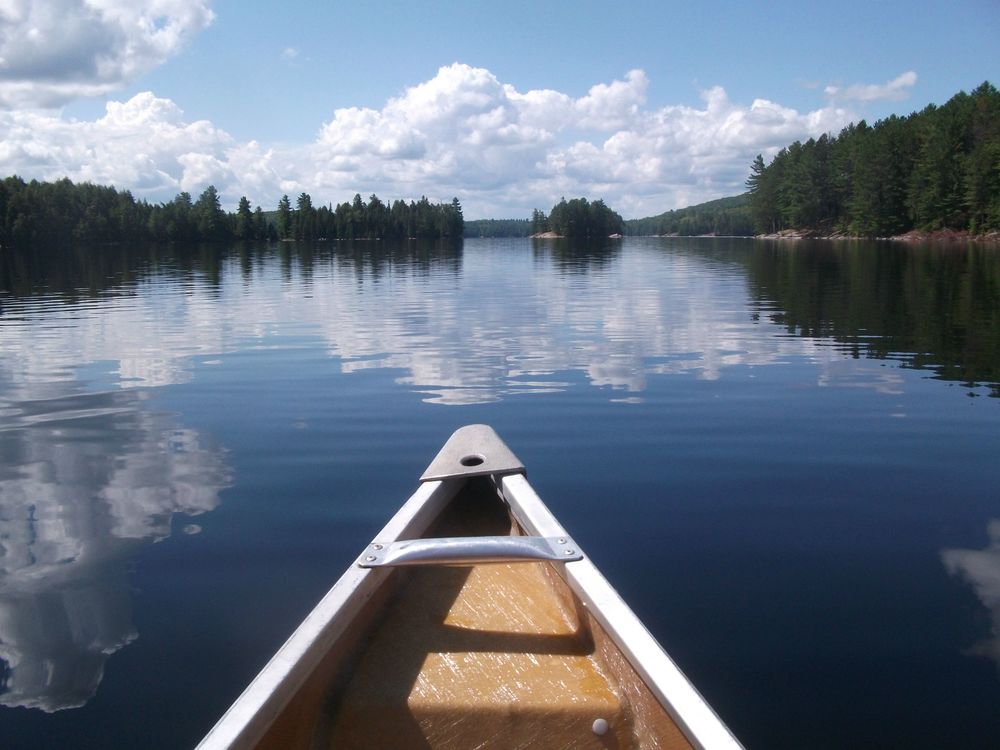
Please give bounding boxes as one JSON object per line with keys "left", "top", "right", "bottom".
{"left": 460, "top": 454, "right": 485, "bottom": 467}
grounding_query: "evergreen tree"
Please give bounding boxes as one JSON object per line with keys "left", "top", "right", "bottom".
{"left": 445, "top": 197, "right": 464, "bottom": 237}
{"left": 235, "top": 196, "right": 254, "bottom": 240}
{"left": 530, "top": 208, "right": 549, "bottom": 234}
{"left": 252, "top": 206, "right": 270, "bottom": 240}
{"left": 193, "top": 185, "right": 228, "bottom": 241}
{"left": 277, "top": 194, "right": 292, "bottom": 239}
{"left": 295, "top": 192, "right": 316, "bottom": 240}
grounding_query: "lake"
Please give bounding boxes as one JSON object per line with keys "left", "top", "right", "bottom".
{"left": 1, "top": 236, "right": 998, "bottom": 749}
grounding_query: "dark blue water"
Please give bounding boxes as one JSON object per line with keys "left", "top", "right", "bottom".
{"left": 1, "top": 238, "right": 998, "bottom": 748}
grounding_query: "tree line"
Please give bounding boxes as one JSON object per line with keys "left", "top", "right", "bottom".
{"left": 0, "top": 176, "right": 463, "bottom": 248}
{"left": 464, "top": 218, "right": 532, "bottom": 237}
{"left": 274, "top": 193, "right": 463, "bottom": 241}
{"left": 746, "top": 81, "right": 1000, "bottom": 236}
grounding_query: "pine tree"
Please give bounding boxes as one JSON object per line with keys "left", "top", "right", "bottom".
{"left": 235, "top": 196, "right": 253, "bottom": 240}
{"left": 277, "top": 195, "right": 292, "bottom": 239}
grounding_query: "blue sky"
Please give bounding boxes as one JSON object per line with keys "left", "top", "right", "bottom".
{"left": 2, "top": 0, "right": 998, "bottom": 218}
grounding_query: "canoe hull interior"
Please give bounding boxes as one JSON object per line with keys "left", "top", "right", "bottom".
{"left": 198, "top": 426, "right": 742, "bottom": 750}
{"left": 254, "top": 477, "right": 692, "bottom": 749}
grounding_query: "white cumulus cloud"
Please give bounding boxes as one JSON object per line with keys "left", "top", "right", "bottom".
{"left": 0, "top": 62, "right": 871, "bottom": 217}
{"left": 825, "top": 71, "right": 918, "bottom": 103}
{"left": 0, "top": 0, "right": 215, "bottom": 108}
{"left": 0, "top": 90, "right": 239, "bottom": 196}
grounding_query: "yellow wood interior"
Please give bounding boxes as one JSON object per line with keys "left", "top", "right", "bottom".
{"left": 322, "top": 478, "right": 693, "bottom": 749}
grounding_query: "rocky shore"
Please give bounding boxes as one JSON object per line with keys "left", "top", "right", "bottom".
{"left": 529, "top": 231, "right": 625, "bottom": 239}
{"left": 756, "top": 228, "right": 1000, "bottom": 243}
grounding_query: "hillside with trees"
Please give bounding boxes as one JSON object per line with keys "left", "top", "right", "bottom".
{"left": 746, "top": 81, "right": 1000, "bottom": 237}
{"left": 0, "top": 177, "right": 464, "bottom": 248}
{"left": 624, "top": 195, "right": 753, "bottom": 236}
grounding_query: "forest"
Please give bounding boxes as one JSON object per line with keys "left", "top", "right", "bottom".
{"left": 746, "top": 81, "right": 1000, "bottom": 236}
{"left": 0, "top": 178, "right": 464, "bottom": 247}
{"left": 529, "top": 197, "right": 625, "bottom": 238}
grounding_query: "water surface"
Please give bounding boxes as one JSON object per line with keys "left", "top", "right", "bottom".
{"left": 1, "top": 237, "right": 998, "bottom": 748}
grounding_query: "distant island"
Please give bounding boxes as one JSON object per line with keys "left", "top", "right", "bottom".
{"left": 527, "top": 197, "right": 624, "bottom": 239}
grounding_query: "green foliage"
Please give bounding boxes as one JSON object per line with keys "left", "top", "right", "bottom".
{"left": 530, "top": 208, "right": 549, "bottom": 235}
{"left": 1, "top": 176, "right": 155, "bottom": 247}
{"left": 464, "top": 218, "right": 532, "bottom": 237}
{"left": 546, "top": 197, "right": 624, "bottom": 238}
{"left": 281, "top": 193, "right": 461, "bottom": 241}
{"left": 234, "top": 196, "right": 254, "bottom": 240}
{"left": 0, "top": 179, "right": 460, "bottom": 248}
{"left": 624, "top": 195, "right": 753, "bottom": 236}
{"left": 193, "top": 185, "right": 227, "bottom": 241}
{"left": 746, "top": 81, "right": 1000, "bottom": 236}
{"left": 276, "top": 195, "right": 292, "bottom": 240}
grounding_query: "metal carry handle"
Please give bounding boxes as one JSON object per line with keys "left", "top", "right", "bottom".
{"left": 358, "top": 535, "right": 582, "bottom": 568}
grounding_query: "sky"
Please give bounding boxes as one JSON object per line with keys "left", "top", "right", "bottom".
{"left": 0, "top": 1, "right": 997, "bottom": 219}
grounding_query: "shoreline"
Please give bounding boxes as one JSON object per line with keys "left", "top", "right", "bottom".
{"left": 529, "top": 231, "right": 625, "bottom": 239}
{"left": 531, "top": 229, "right": 1000, "bottom": 243}
{"left": 754, "top": 228, "right": 1000, "bottom": 243}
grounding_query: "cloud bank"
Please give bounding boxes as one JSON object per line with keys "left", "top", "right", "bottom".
{"left": 0, "top": 62, "right": 881, "bottom": 218}
{"left": 0, "top": 0, "right": 215, "bottom": 108}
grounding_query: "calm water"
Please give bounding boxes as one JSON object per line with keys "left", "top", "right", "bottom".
{"left": 1, "top": 237, "right": 998, "bottom": 749}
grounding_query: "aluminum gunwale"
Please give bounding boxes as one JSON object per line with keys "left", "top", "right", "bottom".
{"left": 500, "top": 472, "right": 743, "bottom": 750}
{"left": 196, "top": 479, "right": 460, "bottom": 750}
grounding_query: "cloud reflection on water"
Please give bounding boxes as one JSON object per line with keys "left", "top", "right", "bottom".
{"left": 0, "top": 241, "right": 913, "bottom": 408}
{"left": 0, "top": 238, "right": 952, "bottom": 710}
{"left": 942, "top": 520, "right": 1000, "bottom": 667}
{"left": 0, "top": 386, "right": 230, "bottom": 711}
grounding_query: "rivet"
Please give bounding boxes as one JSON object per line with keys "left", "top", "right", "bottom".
{"left": 364, "top": 555, "right": 377, "bottom": 562}
{"left": 564, "top": 549, "right": 576, "bottom": 556}
{"left": 592, "top": 717, "right": 609, "bottom": 735}
{"left": 372, "top": 543, "right": 383, "bottom": 550}
{"left": 557, "top": 538, "right": 567, "bottom": 544}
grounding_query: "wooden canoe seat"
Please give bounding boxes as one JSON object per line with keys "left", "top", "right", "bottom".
{"left": 321, "top": 480, "right": 693, "bottom": 749}
{"left": 327, "top": 560, "right": 626, "bottom": 748}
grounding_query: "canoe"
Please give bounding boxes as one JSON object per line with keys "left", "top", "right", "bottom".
{"left": 197, "top": 425, "right": 742, "bottom": 749}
